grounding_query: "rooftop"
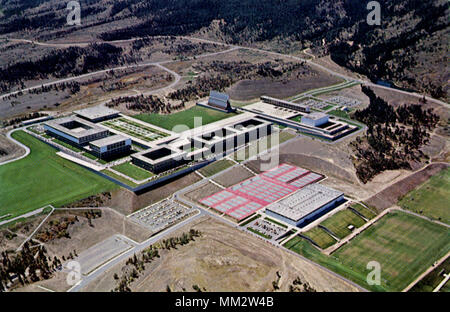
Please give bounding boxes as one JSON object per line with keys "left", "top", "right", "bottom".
{"left": 45, "top": 116, "right": 108, "bottom": 139}
{"left": 89, "top": 134, "right": 130, "bottom": 148}
{"left": 304, "top": 112, "right": 329, "bottom": 120}
{"left": 74, "top": 106, "right": 120, "bottom": 121}
{"left": 266, "top": 183, "right": 343, "bottom": 221}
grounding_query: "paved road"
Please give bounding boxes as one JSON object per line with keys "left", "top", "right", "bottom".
{"left": 0, "top": 127, "right": 30, "bottom": 166}
{"left": 67, "top": 209, "right": 204, "bottom": 292}
{"left": 1, "top": 36, "right": 447, "bottom": 109}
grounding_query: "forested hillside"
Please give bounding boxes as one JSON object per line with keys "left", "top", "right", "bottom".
{"left": 0, "top": 0, "right": 448, "bottom": 98}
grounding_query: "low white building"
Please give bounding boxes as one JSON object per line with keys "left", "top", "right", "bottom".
{"left": 301, "top": 112, "right": 329, "bottom": 127}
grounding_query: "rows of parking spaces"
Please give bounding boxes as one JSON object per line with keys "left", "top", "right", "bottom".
{"left": 200, "top": 163, "right": 323, "bottom": 221}
{"left": 299, "top": 99, "right": 329, "bottom": 110}
{"left": 326, "top": 96, "right": 361, "bottom": 108}
{"left": 130, "top": 199, "right": 193, "bottom": 232}
{"left": 247, "top": 218, "right": 288, "bottom": 241}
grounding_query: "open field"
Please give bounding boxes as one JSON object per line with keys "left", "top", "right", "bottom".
{"left": 111, "top": 162, "right": 154, "bottom": 181}
{"left": 0, "top": 131, "right": 117, "bottom": 219}
{"left": 398, "top": 168, "right": 450, "bottom": 224}
{"left": 82, "top": 216, "right": 361, "bottom": 292}
{"left": 135, "top": 106, "right": 237, "bottom": 133}
{"left": 350, "top": 203, "right": 378, "bottom": 220}
{"left": 285, "top": 211, "right": 450, "bottom": 291}
{"left": 182, "top": 181, "right": 223, "bottom": 207}
{"left": 303, "top": 227, "right": 337, "bottom": 249}
{"left": 197, "top": 159, "right": 234, "bottom": 177}
{"left": 367, "top": 163, "right": 449, "bottom": 212}
{"left": 320, "top": 209, "right": 366, "bottom": 239}
{"left": 212, "top": 165, "right": 255, "bottom": 187}
{"left": 101, "top": 169, "right": 138, "bottom": 188}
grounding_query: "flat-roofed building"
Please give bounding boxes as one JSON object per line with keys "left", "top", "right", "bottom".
{"left": 44, "top": 116, "right": 109, "bottom": 146}
{"left": 88, "top": 134, "right": 131, "bottom": 159}
{"left": 265, "top": 183, "right": 344, "bottom": 227}
{"left": 131, "top": 145, "right": 186, "bottom": 173}
{"left": 74, "top": 106, "right": 120, "bottom": 122}
{"left": 301, "top": 112, "right": 329, "bottom": 127}
{"left": 260, "top": 95, "right": 310, "bottom": 113}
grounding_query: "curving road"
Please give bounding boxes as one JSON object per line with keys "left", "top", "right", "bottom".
{"left": 0, "top": 127, "right": 30, "bottom": 166}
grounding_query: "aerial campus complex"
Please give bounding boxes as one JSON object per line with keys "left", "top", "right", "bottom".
{"left": 0, "top": 3, "right": 448, "bottom": 298}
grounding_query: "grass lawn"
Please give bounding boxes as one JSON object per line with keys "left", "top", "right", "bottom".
{"left": 328, "top": 109, "right": 350, "bottom": 119}
{"left": 285, "top": 211, "right": 450, "bottom": 291}
{"left": 350, "top": 203, "right": 377, "bottom": 220}
{"left": 135, "top": 106, "right": 238, "bottom": 133}
{"left": 101, "top": 169, "right": 139, "bottom": 188}
{"left": 0, "top": 131, "right": 117, "bottom": 220}
{"left": 52, "top": 138, "right": 82, "bottom": 152}
{"left": 198, "top": 159, "right": 234, "bottom": 177}
{"left": 398, "top": 168, "right": 450, "bottom": 224}
{"left": 112, "top": 162, "right": 154, "bottom": 181}
{"left": 303, "top": 227, "right": 337, "bottom": 249}
{"left": 320, "top": 209, "right": 366, "bottom": 239}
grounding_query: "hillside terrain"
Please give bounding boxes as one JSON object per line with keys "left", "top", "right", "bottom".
{"left": 0, "top": 0, "right": 448, "bottom": 99}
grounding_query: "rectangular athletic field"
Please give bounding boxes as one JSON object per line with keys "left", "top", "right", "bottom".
{"left": 398, "top": 167, "right": 450, "bottom": 224}
{"left": 135, "top": 106, "right": 238, "bottom": 133}
{"left": 284, "top": 211, "right": 450, "bottom": 291}
{"left": 320, "top": 209, "right": 366, "bottom": 239}
{"left": 0, "top": 131, "right": 117, "bottom": 220}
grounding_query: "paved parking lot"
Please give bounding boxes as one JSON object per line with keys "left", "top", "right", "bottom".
{"left": 246, "top": 218, "right": 288, "bottom": 242}
{"left": 326, "top": 96, "right": 361, "bottom": 108}
{"left": 129, "top": 199, "right": 193, "bottom": 232}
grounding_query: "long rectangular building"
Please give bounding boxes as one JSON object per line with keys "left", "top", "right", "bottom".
{"left": 265, "top": 183, "right": 344, "bottom": 227}
{"left": 44, "top": 116, "right": 109, "bottom": 146}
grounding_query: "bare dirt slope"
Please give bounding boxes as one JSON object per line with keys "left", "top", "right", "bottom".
{"left": 82, "top": 216, "right": 361, "bottom": 292}
{"left": 366, "top": 163, "right": 449, "bottom": 212}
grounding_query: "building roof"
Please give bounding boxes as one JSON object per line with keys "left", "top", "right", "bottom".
{"left": 260, "top": 95, "right": 310, "bottom": 111}
{"left": 303, "top": 112, "right": 329, "bottom": 120}
{"left": 208, "top": 91, "right": 230, "bottom": 109}
{"left": 89, "top": 134, "right": 130, "bottom": 148}
{"left": 44, "top": 116, "right": 108, "bottom": 139}
{"left": 74, "top": 106, "right": 120, "bottom": 121}
{"left": 266, "top": 183, "right": 343, "bottom": 221}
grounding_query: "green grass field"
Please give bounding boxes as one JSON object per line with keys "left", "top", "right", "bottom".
{"left": 350, "top": 203, "right": 378, "bottom": 220}
{"left": 398, "top": 168, "right": 450, "bottom": 224}
{"left": 111, "top": 162, "right": 154, "bottom": 181}
{"left": 285, "top": 211, "right": 450, "bottom": 291}
{"left": 197, "top": 159, "right": 234, "bottom": 177}
{"left": 135, "top": 106, "right": 238, "bottom": 133}
{"left": 0, "top": 131, "right": 117, "bottom": 219}
{"left": 52, "top": 138, "right": 82, "bottom": 152}
{"left": 303, "top": 227, "right": 337, "bottom": 249}
{"left": 320, "top": 209, "right": 366, "bottom": 239}
{"left": 101, "top": 169, "right": 139, "bottom": 188}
